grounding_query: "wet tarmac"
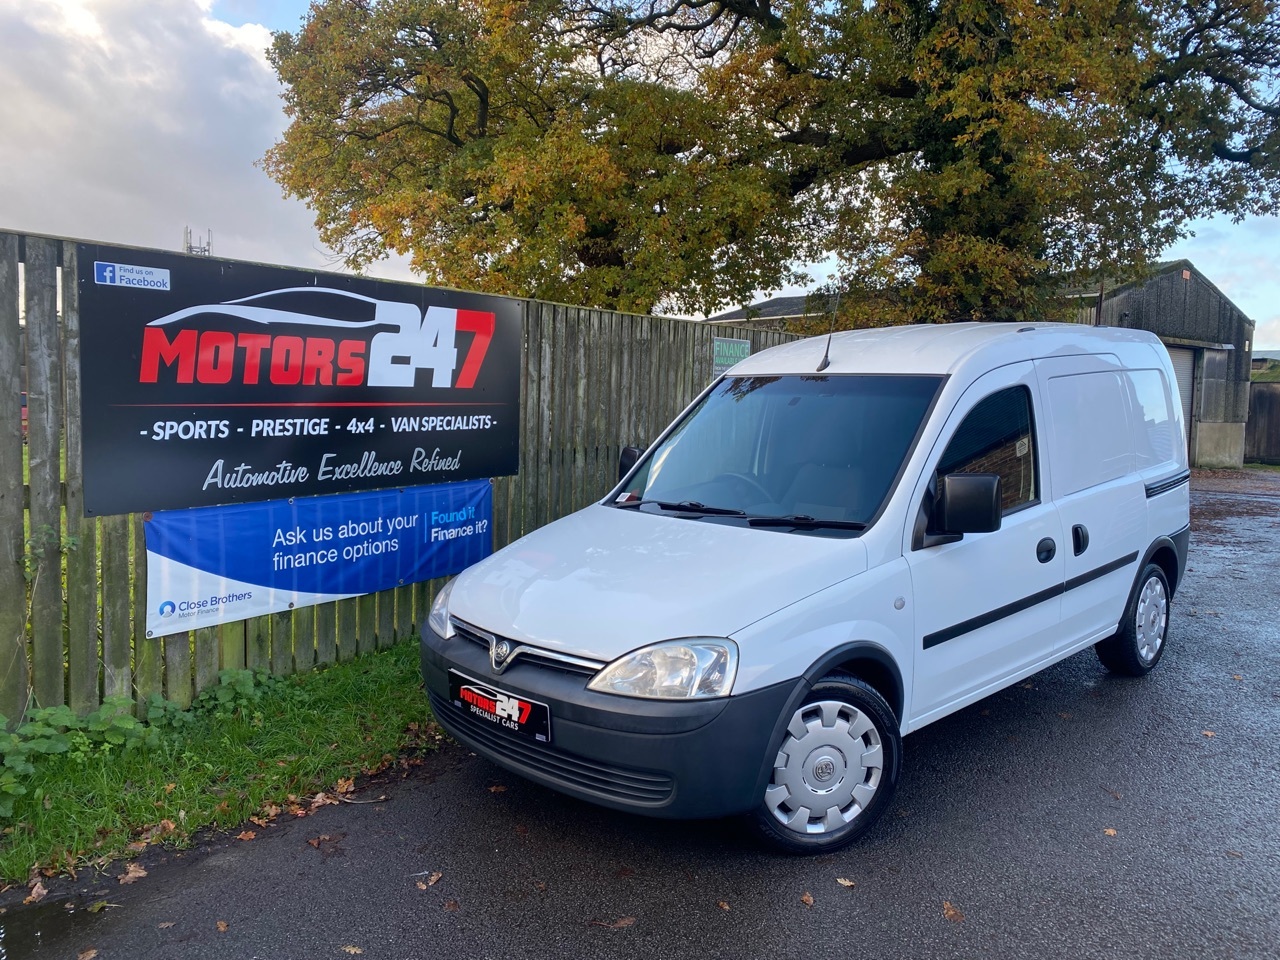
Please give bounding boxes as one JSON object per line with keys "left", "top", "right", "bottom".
{"left": 4, "top": 472, "right": 1279, "bottom": 959}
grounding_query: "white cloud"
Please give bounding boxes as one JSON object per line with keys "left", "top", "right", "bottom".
{"left": 0, "top": 0, "right": 416, "bottom": 280}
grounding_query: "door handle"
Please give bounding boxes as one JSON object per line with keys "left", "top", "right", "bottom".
{"left": 1036, "top": 537, "right": 1056, "bottom": 563}
{"left": 1072, "top": 524, "right": 1089, "bottom": 556}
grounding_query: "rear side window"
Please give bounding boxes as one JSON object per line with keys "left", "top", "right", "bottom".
{"left": 1045, "top": 372, "right": 1133, "bottom": 495}
{"left": 937, "top": 386, "right": 1038, "bottom": 513}
{"left": 1127, "top": 369, "right": 1177, "bottom": 468}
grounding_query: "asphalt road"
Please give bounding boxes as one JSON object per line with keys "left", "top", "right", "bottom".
{"left": 6, "top": 479, "right": 1280, "bottom": 960}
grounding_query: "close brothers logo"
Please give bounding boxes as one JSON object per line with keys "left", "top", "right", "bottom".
{"left": 137, "top": 288, "right": 495, "bottom": 390}
{"left": 158, "top": 600, "right": 177, "bottom": 618}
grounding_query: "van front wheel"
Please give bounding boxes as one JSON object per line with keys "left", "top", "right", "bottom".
{"left": 1095, "top": 563, "right": 1170, "bottom": 676}
{"left": 753, "top": 674, "right": 901, "bottom": 854}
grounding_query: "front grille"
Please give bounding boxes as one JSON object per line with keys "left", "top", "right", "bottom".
{"left": 451, "top": 619, "right": 603, "bottom": 678}
{"left": 429, "top": 691, "right": 674, "bottom": 806}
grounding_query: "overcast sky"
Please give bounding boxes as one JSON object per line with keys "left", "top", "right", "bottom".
{"left": 2, "top": 0, "right": 1277, "bottom": 348}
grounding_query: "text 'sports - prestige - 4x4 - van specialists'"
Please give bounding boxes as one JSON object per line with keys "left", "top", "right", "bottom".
{"left": 420, "top": 323, "right": 1190, "bottom": 853}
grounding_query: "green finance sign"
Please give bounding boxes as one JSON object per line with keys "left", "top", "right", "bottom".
{"left": 712, "top": 337, "right": 751, "bottom": 376}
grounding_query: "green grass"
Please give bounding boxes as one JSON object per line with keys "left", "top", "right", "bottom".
{"left": 0, "top": 641, "right": 436, "bottom": 884}
{"left": 1251, "top": 365, "right": 1280, "bottom": 382}
{"left": 1245, "top": 461, "right": 1280, "bottom": 472}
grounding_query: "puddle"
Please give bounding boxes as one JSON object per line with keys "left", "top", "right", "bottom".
{"left": 0, "top": 898, "right": 113, "bottom": 958}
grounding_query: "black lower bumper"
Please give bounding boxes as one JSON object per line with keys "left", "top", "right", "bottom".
{"left": 420, "top": 630, "right": 801, "bottom": 819}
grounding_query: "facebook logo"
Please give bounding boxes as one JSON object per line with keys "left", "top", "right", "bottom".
{"left": 93, "top": 260, "right": 171, "bottom": 291}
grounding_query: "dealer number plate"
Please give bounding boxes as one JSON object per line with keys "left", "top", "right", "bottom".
{"left": 448, "top": 671, "right": 551, "bottom": 744}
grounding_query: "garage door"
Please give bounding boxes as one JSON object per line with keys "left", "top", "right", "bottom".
{"left": 1167, "top": 347, "right": 1195, "bottom": 451}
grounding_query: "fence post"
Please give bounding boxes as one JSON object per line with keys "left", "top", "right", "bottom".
{"left": 0, "top": 234, "right": 26, "bottom": 724}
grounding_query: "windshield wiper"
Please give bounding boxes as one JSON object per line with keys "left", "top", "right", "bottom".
{"left": 747, "top": 514, "right": 867, "bottom": 530}
{"left": 614, "top": 499, "right": 746, "bottom": 516}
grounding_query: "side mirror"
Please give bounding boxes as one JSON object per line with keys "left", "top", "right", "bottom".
{"left": 618, "top": 445, "right": 644, "bottom": 482}
{"left": 936, "top": 473, "right": 1002, "bottom": 534}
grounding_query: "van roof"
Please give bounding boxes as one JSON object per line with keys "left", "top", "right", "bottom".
{"left": 730, "top": 322, "right": 1164, "bottom": 377}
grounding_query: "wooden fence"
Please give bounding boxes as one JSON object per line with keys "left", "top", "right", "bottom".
{"left": 0, "top": 230, "right": 795, "bottom": 722}
{"left": 1245, "top": 382, "right": 1280, "bottom": 464}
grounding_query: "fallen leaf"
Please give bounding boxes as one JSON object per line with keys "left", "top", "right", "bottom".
{"left": 800, "top": 892, "right": 814, "bottom": 908}
{"left": 1233, "top": 674, "right": 1243, "bottom": 681}
{"left": 416, "top": 881, "right": 428, "bottom": 890}
{"left": 1202, "top": 731, "right": 1216, "bottom": 738}
{"left": 307, "top": 835, "right": 332, "bottom": 849}
{"left": 24, "top": 881, "right": 48, "bottom": 905}
{"left": 250, "top": 817, "right": 270, "bottom": 828}
{"left": 1104, "top": 828, "right": 1118, "bottom": 837}
{"left": 336, "top": 777, "right": 355, "bottom": 795}
{"left": 217, "top": 921, "right": 229, "bottom": 932}
{"left": 1020, "top": 682, "right": 1034, "bottom": 690}
{"left": 443, "top": 900, "right": 460, "bottom": 912}
{"left": 86, "top": 902, "right": 119, "bottom": 914}
{"left": 1226, "top": 850, "right": 1244, "bottom": 858}
{"left": 118, "top": 863, "right": 147, "bottom": 885}
{"left": 236, "top": 831, "right": 256, "bottom": 842}
{"left": 164, "top": 783, "right": 176, "bottom": 794}
{"left": 340, "top": 947, "right": 364, "bottom": 955}
{"left": 126, "top": 841, "right": 147, "bottom": 853}
{"left": 427, "top": 871, "right": 442, "bottom": 887}
{"left": 533, "top": 880, "right": 547, "bottom": 892}
{"left": 943, "top": 901, "right": 965, "bottom": 923}
{"left": 77, "top": 949, "right": 98, "bottom": 960}
{"left": 488, "top": 784, "right": 507, "bottom": 794}
{"left": 1103, "top": 787, "right": 1122, "bottom": 801}
{"left": 158, "top": 922, "right": 175, "bottom": 929}
{"left": 717, "top": 900, "right": 730, "bottom": 911}
{"left": 836, "top": 878, "right": 856, "bottom": 888}
{"left": 590, "top": 916, "right": 635, "bottom": 929}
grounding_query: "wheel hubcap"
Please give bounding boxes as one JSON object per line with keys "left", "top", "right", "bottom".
{"left": 1134, "top": 575, "right": 1168, "bottom": 663}
{"left": 765, "top": 700, "right": 884, "bottom": 835}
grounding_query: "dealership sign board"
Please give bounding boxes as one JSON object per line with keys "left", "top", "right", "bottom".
{"left": 78, "top": 244, "right": 521, "bottom": 516}
{"left": 145, "top": 480, "right": 492, "bottom": 638}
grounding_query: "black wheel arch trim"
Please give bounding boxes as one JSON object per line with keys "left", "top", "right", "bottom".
{"left": 1137, "top": 526, "right": 1189, "bottom": 597}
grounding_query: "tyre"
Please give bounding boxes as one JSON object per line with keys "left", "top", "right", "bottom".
{"left": 1095, "top": 562, "right": 1170, "bottom": 676}
{"left": 753, "top": 673, "right": 901, "bottom": 854}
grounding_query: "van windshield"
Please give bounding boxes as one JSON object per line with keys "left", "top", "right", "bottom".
{"left": 617, "top": 374, "right": 943, "bottom": 532}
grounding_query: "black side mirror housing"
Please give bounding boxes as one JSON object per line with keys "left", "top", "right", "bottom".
{"left": 618, "top": 445, "right": 644, "bottom": 482}
{"left": 936, "top": 473, "right": 1002, "bottom": 534}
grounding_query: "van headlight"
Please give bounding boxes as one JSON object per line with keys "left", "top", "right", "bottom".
{"left": 587, "top": 639, "right": 737, "bottom": 699}
{"left": 428, "top": 579, "right": 456, "bottom": 639}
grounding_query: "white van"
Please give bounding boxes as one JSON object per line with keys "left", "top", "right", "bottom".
{"left": 421, "top": 323, "right": 1190, "bottom": 852}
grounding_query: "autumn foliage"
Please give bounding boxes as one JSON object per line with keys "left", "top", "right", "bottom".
{"left": 266, "top": 0, "right": 1280, "bottom": 323}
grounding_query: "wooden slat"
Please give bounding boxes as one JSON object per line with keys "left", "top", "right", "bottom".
{"left": 394, "top": 583, "right": 413, "bottom": 641}
{"left": 0, "top": 233, "right": 27, "bottom": 723}
{"left": 132, "top": 516, "right": 158, "bottom": 709}
{"left": 315, "top": 600, "right": 337, "bottom": 666}
{"left": 357, "top": 592, "right": 376, "bottom": 655}
{"left": 377, "top": 588, "right": 395, "bottom": 648}
{"left": 164, "top": 632, "right": 193, "bottom": 708}
{"left": 62, "top": 244, "right": 99, "bottom": 715}
{"left": 24, "top": 237, "right": 64, "bottom": 707}
{"left": 293, "top": 603, "right": 315, "bottom": 673}
{"left": 194, "top": 625, "right": 219, "bottom": 695}
{"left": 220, "top": 619, "right": 245, "bottom": 672}
{"left": 335, "top": 597, "right": 357, "bottom": 662}
{"left": 270, "top": 609, "right": 293, "bottom": 675}
{"left": 100, "top": 515, "right": 131, "bottom": 700}
{"left": 245, "top": 615, "right": 270, "bottom": 671}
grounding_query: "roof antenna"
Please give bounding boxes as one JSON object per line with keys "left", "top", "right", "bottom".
{"left": 816, "top": 284, "right": 841, "bottom": 372}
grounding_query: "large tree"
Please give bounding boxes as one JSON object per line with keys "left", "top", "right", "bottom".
{"left": 266, "top": 0, "right": 1280, "bottom": 322}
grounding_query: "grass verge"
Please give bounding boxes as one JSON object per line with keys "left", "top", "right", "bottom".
{"left": 0, "top": 640, "right": 436, "bottom": 886}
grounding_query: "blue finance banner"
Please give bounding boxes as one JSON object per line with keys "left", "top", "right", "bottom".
{"left": 145, "top": 480, "right": 492, "bottom": 638}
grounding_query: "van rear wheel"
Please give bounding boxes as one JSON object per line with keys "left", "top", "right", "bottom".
{"left": 753, "top": 674, "right": 900, "bottom": 854}
{"left": 1095, "top": 563, "right": 1170, "bottom": 676}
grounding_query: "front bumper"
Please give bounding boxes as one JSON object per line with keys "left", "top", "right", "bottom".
{"left": 420, "top": 626, "right": 801, "bottom": 819}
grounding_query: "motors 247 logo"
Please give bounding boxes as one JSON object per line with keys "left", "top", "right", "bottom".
{"left": 137, "top": 287, "right": 495, "bottom": 390}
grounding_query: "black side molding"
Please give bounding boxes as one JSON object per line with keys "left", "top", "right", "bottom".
{"left": 923, "top": 551, "right": 1140, "bottom": 650}
{"left": 1145, "top": 469, "right": 1190, "bottom": 499}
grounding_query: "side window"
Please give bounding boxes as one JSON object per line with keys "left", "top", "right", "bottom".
{"left": 937, "top": 386, "right": 1038, "bottom": 513}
